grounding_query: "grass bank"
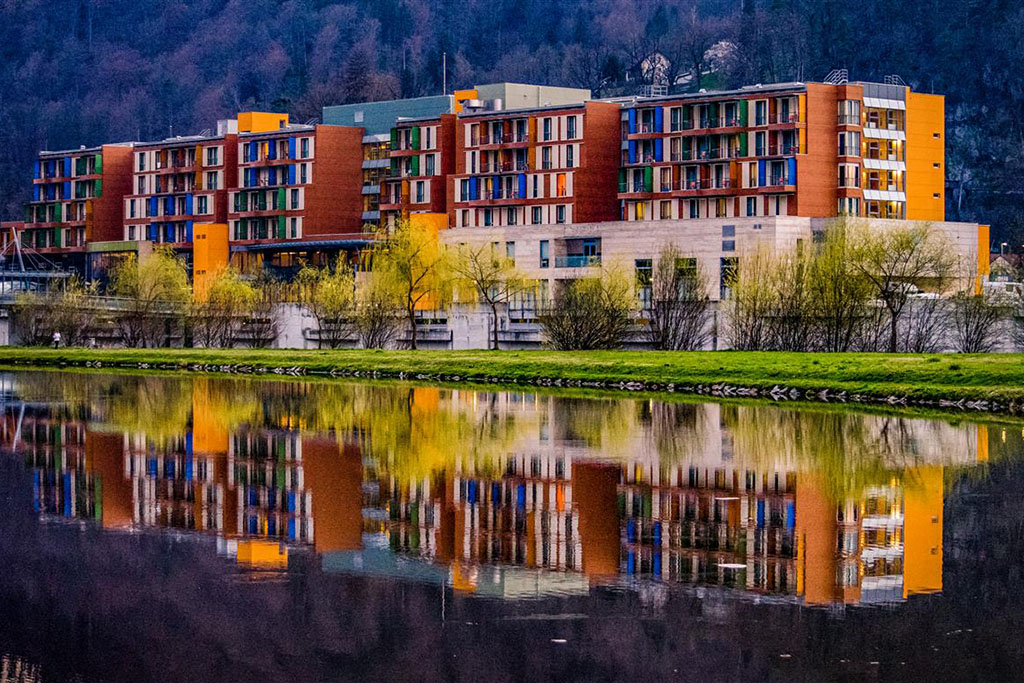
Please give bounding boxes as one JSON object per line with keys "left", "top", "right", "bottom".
{"left": 0, "top": 348, "right": 1021, "bottom": 413}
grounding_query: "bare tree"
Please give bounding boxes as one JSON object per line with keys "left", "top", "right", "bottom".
{"left": 809, "top": 219, "right": 874, "bottom": 352}
{"left": 297, "top": 262, "right": 355, "bottom": 349}
{"left": 453, "top": 243, "right": 527, "bottom": 350}
{"left": 852, "top": 223, "right": 956, "bottom": 353}
{"left": 543, "top": 268, "right": 634, "bottom": 350}
{"left": 646, "top": 244, "right": 711, "bottom": 350}
{"left": 109, "top": 248, "right": 191, "bottom": 348}
{"left": 951, "top": 290, "right": 1004, "bottom": 353}
{"left": 241, "top": 274, "right": 284, "bottom": 348}
{"left": 352, "top": 271, "right": 404, "bottom": 349}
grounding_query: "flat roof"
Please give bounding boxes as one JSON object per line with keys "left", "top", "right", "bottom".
{"left": 39, "top": 142, "right": 135, "bottom": 157}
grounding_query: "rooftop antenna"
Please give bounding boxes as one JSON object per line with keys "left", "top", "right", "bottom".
{"left": 442, "top": 52, "right": 448, "bottom": 95}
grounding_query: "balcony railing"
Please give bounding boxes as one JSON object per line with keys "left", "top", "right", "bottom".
{"left": 838, "top": 114, "right": 861, "bottom": 125}
{"left": 555, "top": 254, "right": 601, "bottom": 268}
{"left": 764, "top": 175, "right": 792, "bottom": 187}
{"left": 768, "top": 113, "right": 800, "bottom": 124}
{"left": 767, "top": 144, "right": 801, "bottom": 156}
{"left": 838, "top": 145, "right": 860, "bottom": 156}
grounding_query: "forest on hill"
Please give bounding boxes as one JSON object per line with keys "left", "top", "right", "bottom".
{"left": 1, "top": 0, "right": 1021, "bottom": 244}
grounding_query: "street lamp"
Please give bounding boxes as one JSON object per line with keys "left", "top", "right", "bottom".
{"left": 1002, "top": 242, "right": 1008, "bottom": 255}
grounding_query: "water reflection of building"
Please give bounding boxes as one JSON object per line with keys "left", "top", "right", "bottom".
{"left": 0, "top": 380, "right": 985, "bottom": 606}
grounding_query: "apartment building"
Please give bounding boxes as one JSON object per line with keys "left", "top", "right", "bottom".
{"left": 123, "top": 131, "right": 237, "bottom": 246}
{"left": 449, "top": 100, "right": 621, "bottom": 229}
{"left": 617, "top": 77, "right": 945, "bottom": 224}
{"left": 21, "top": 143, "right": 134, "bottom": 259}
{"left": 227, "top": 122, "right": 365, "bottom": 270}
{"left": 379, "top": 115, "right": 457, "bottom": 228}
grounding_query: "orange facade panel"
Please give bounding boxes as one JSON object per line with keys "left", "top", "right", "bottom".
{"left": 906, "top": 91, "right": 945, "bottom": 221}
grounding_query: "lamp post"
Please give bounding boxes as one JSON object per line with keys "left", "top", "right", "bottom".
{"left": 1001, "top": 242, "right": 1008, "bottom": 255}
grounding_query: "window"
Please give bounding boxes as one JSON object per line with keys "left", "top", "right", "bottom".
{"left": 838, "top": 131, "right": 860, "bottom": 156}
{"left": 567, "top": 115, "right": 577, "bottom": 139}
{"left": 506, "top": 207, "right": 517, "bottom": 225}
{"left": 128, "top": 225, "right": 136, "bottom": 240}
{"left": 128, "top": 199, "right": 136, "bottom": 218}
{"left": 746, "top": 197, "right": 757, "bottom": 216}
{"left": 542, "top": 118, "right": 552, "bottom": 141}
{"left": 755, "top": 132, "right": 766, "bottom": 156}
{"left": 206, "top": 147, "right": 219, "bottom": 165}
{"left": 291, "top": 188, "right": 299, "bottom": 209}
{"left": 722, "top": 224, "right": 735, "bottom": 237}
{"left": 722, "top": 240, "right": 735, "bottom": 252}
{"left": 556, "top": 205, "right": 566, "bottom": 224}
{"left": 460, "top": 210, "right": 470, "bottom": 227}
{"left": 197, "top": 196, "right": 208, "bottom": 214}
{"left": 755, "top": 101, "right": 767, "bottom": 126}
{"left": 556, "top": 173, "right": 567, "bottom": 197}
{"left": 300, "top": 164, "right": 308, "bottom": 183}
{"left": 539, "top": 240, "right": 550, "bottom": 267}
{"left": 290, "top": 217, "right": 298, "bottom": 238}
{"left": 532, "top": 175, "right": 540, "bottom": 198}
{"left": 426, "top": 154, "right": 435, "bottom": 176}
{"left": 206, "top": 171, "right": 218, "bottom": 189}
{"left": 531, "top": 206, "right": 542, "bottom": 224}
{"left": 505, "top": 241, "right": 516, "bottom": 261}
{"left": 137, "top": 177, "right": 146, "bottom": 194}
{"left": 300, "top": 138, "right": 310, "bottom": 158}
{"left": 460, "top": 179, "right": 469, "bottom": 201}
{"left": 689, "top": 200, "right": 699, "bottom": 219}
{"left": 541, "top": 147, "right": 551, "bottom": 170}
{"left": 659, "top": 200, "right": 672, "bottom": 219}
{"left": 415, "top": 181, "right": 425, "bottom": 203}
{"left": 483, "top": 208, "right": 493, "bottom": 226}
{"left": 566, "top": 145, "right": 574, "bottom": 168}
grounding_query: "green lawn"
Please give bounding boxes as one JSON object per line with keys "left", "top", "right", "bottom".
{"left": 0, "top": 347, "right": 1021, "bottom": 407}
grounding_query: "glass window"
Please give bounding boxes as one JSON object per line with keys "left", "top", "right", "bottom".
{"left": 532, "top": 206, "right": 542, "bottom": 224}
{"left": 539, "top": 239, "right": 549, "bottom": 267}
{"left": 556, "top": 205, "right": 566, "bottom": 224}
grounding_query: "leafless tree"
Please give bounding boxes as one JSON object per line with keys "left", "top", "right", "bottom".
{"left": 646, "top": 245, "right": 711, "bottom": 350}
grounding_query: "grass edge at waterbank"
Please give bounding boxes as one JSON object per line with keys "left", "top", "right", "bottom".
{"left": 1, "top": 348, "right": 1022, "bottom": 416}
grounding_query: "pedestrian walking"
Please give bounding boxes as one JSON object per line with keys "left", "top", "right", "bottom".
{"left": 51, "top": 331, "right": 61, "bottom": 349}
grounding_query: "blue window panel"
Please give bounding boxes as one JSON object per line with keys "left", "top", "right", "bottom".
{"left": 288, "top": 164, "right": 296, "bottom": 185}
{"left": 654, "top": 138, "right": 663, "bottom": 162}
{"left": 756, "top": 498, "right": 765, "bottom": 527}
{"left": 62, "top": 181, "right": 71, "bottom": 200}
{"left": 268, "top": 167, "right": 277, "bottom": 186}
{"left": 248, "top": 140, "right": 258, "bottom": 161}
{"left": 33, "top": 160, "right": 40, "bottom": 179}
{"left": 147, "top": 458, "right": 158, "bottom": 476}
{"left": 32, "top": 185, "right": 40, "bottom": 201}
{"left": 185, "top": 194, "right": 194, "bottom": 215}
{"left": 147, "top": 224, "right": 159, "bottom": 242}
{"left": 165, "top": 459, "right": 175, "bottom": 478}
{"left": 652, "top": 552, "right": 661, "bottom": 576}
{"left": 149, "top": 197, "right": 159, "bottom": 217}
{"left": 288, "top": 137, "right": 297, "bottom": 159}
{"left": 654, "top": 107, "right": 663, "bottom": 133}
{"left": 627, "top": 108, "right": 637, "bottom": 134}
{"left": 268, "top": 517, "right": 276, "bottom": 536}
{"left": 267, "top": 488, "right": 277, "bottom": 509}
{"left": 63, "top": 156, "right": 72, "bottom": 177}
{"left": 785, "top": 501, "right": 796, "bottom": 528}
{"left": 516, "top": 484, "right": 526, "bottom": 508}
{"left": 288, "top": 517, "right": 296, "bottom": 540}
{"left": 626, "top": 518, "right": 636, "bottom": 543}
{"left": 469, "top": 176, "right": 478, "bottom": 200}
{"left": 628, "top": 140, "right": 637, "bottom": 164}
{"left": 45, "top": 185, "right": 55, "bottom": 201}
{"left": 467, "top": 480, "right": 477, "bottom": 504}
{"left": 47, "top": 160, "right": 56, "bottom": 177}
{"left": 517, "top": 173, "right": 526, "bottom": 199}
{"left": 164, "top": 224, "right": 175, "bottom": 243}
{"left": 249, "top": 489, "right": 259, "bottom": 507}
{"left": 653, "top": 521, "right": 662, "bottom": 544}
{"left": 185, "top": 220, "right": 193, "bottom": 243}
{"left": 757, "top": 160, "right": 766, "bottom": 187}
{"left": 63, "top": 472, "right": 72, "bottom": 517}
{"left": 248, "top": 516, "right": 258, "bottom": 534}
{"left": 185, "top": 455, "right": 193, "bottom": 482}
{"left": 787, "top": 157, "right": 797, "bottom": 185}
{"left": 491, "top": 483, "right": 501, "bottom": 505}
{"left": 287, "top": 491, "right": 296, "bottom": 513}
{"left": 267, "top": 141, "right": 276, "bottom": 160}
{"left": 627, "top": 551, "right": 636, "bottom": 574}
{"left": 164, "top": 196, "right": 175, "bottom": 216}
{"left": 32, "top": 470, "right": 40, "bottom": 512}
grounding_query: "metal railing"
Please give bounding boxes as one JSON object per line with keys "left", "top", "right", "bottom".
{"left": 554, "top": 254, "right": 601, "bottom": 268}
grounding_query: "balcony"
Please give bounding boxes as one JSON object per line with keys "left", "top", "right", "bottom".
{"left": 838, "top": 114, "right": 861, "bottom": 125}
{"left": 768, "top": 113, "right": 800, "bottom": 124}
{"left": 767, "top": 144, "right": 801, "bottom": 156}
{"left": 762, "top": 175, "right": 793, "bottom": 188}
{"left": 479, "top": 131, "right": 529, "bottom": 146}
{"left": 838, "top": 145, "right": 860, "bottom": 157}
{"left": 555, "top": 254, "right": 601, "bottom": 268}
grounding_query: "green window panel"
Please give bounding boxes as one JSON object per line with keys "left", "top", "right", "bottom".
{"left": 738, "top": 100, "right": 748, "bottom": 127}
{"left": 278, "top": 214, "right": 286, "bottom": 239}
{"left": 277, "top": 187, "right": 286, "bottom": 210}
{"left": 390, "top": 128, "right": 398, "bottom": 148}
{"left": 410, "top": 155, "right": 419, "bottom": 176}
{"left": 411, "top": 126, "right": 421, "bottom": 150}
{"left": 53, "top": 227, "right": 61, "bottom": 248}
{"left": 54, "top": 203, "right": 62, "bottom": 222}
{"left": 94, "top": 179, "right": 102, "bottom": 197}
{"left": 682, "top": 104, "right": 692, "bottom": 128}
{"left": 618, "top": 168, "right": 626, "bottom": 192}
{"left": 94, "top": 154, "right": 102, "bottom": 173}
{"left": 75, "top": 157, "right": 87, "bottom": 176}
{"left": 258, "top": 192, "right": 267, "bottom": 211}
{"left": 739, "top": 133, "right": 748, "bottom": 157}
{"left": 643, "top": 166, "right": 653, "bottom": 192}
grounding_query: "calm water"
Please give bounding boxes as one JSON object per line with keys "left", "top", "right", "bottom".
{"left": 0, "top": 370, "right": 1022, "bottom": 682}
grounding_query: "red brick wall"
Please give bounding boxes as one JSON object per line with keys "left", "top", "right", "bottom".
{"left": 794, "top": 83, "right": 841, "bottom": 218}
{"left": 576, "top": 101, "right": 622, "bottom": 224}
{"left": 92, "top": 145, "right": 134, "bottom": 242}
{"left": 304, "top": 125, "right": 364, "bottom": 236}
